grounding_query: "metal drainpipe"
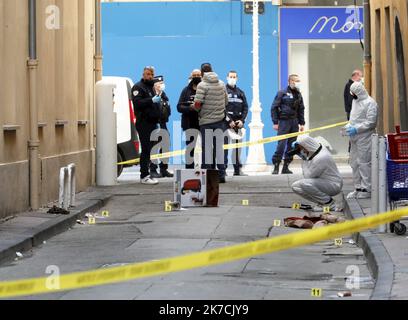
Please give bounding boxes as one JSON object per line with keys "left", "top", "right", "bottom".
{"left": 95, "top": 0, "right": 102, "bottom": 82}
{"left": 364, "top": 0, "right": 372, "bottom": 95}
{"left": 371, "top": 134, "right": 379, "bottom": 216}
{"left": 28, "top": 0, "right": 40, "bottom": 210}
{"left": 378, "top": 136, "right": 388, "bottom": 233}
{"left": 91, "top": 0, "right": 103, "bottom": 185}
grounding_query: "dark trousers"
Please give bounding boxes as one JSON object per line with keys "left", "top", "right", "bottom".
{"left": 272, "top": 119, "right": 299, "bottom": 165}
{"left": 184, "top": 128, "right": 199, "bottom": 169}
{"left": 200, "top": 120, "right": 226, "bottom": 177}
{"left": 137, "top": 122, "right": 157, "bottom": 179}
{"left": 150, "top": 124, "right": 169, "bottom": 173}
{"left": 224, "top": 136, "right": 242, "bottom": 173}
{"left": 150, "top": 150, "right": 168, "bottom": 172}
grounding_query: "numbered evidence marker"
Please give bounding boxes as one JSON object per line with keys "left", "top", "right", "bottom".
{"left": 292, "top": 203, "right": 301, "bottom": 210}
{"left": 242, "top": 200, "right": 249, "bottom": 206}
{"left": 102, "top": 211, "right": 110, "bottom": 218}
{"left": 273, "top": 220, "right": 282, "bottom": 227}
{"left": 311, "top": 288, "right": 322, "bottom": 297}
{"left": 165, "top": 201, "right": 173, "bottom": 212}
{"left": 88, "top": 216, "right": 96, "bottom": 225}
{"left": 334, "top": 238, "right": 343, "bottom": 246}
{"left": 323, "top": 206, "right": 331, "bottom": 213}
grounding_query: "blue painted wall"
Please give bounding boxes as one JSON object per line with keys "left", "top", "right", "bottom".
{"left": 102, "top": 1, "right": 279, "bottom": 164}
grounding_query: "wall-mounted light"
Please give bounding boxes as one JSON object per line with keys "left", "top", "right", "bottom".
{"left": 244, "top": 1, "right": 265, "bottom": 15}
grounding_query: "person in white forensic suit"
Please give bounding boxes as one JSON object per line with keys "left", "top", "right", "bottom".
{"left": 344, "top": 81, "right": 378, "bottom": 199}
{"left": 291, "top": 135, "right": 344, "bottom": 212}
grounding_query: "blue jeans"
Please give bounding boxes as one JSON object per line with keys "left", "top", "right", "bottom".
{"left": 200, "top": 120, "right": 226, "bottom": 177}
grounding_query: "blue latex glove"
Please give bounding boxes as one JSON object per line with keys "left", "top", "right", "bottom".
{"left": 152, "top": 95, "right": 161, "bottom": 104}
{"left": 346, "top": 126, "right": 358, "bottom": 137}
{"left": 291, "top": 141, "right": 298, "bottom": 149}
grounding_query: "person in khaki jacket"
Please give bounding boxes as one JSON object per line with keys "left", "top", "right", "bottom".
{"left": 193, "top": 63, "right": 229, "bottom": 183}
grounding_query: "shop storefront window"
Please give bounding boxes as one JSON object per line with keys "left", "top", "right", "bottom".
{"left": 308, "top": 43, "right": 362, "bottom": 156}
{"left": 280, "top": 7, "right": 364, "bottom": 158}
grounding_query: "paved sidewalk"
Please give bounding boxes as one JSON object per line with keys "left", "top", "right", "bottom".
{"left": 0, "top": 166, "right": 374, "bottom": 300}
{"left": 0, "top": 190, "right": 112, "bottom": 264}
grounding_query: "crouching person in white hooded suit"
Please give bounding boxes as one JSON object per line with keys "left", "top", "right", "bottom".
{"left": 291, "top": 135, "right": 344, "bottom": 212}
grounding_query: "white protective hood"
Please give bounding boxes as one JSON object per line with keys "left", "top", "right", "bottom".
{"left": 350, "top": 81, "right": 369, "bottom": 101}
{"left": 297, "top": 135, "right": 321, "bottom": 154}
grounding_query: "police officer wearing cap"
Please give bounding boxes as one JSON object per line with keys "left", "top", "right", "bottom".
{"left": 224, "top": 71, "right": 249, "bottom": 176}
{"left": 131, "top": 66, "right": 162, "bottom": 185}
{"left": 271, "top": 74, "right": 306, "bottom": 175}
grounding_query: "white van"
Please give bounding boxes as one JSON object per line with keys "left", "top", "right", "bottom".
{"left": 103, "top": 76, "right": 140, "bottom": 177}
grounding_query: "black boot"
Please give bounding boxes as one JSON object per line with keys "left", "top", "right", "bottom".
{"left": 272, "top": 163, "right": 280, "bottom": 175}
{"left": 234, "top": 167, "right": 247, "bottom": 176}
{"left": 281, "top": 163, "right": 293, "bottom": 174}
{"left": 161, "top": 170, "right": 174, "bottom": 178}
{"left": 150, "top": 169, "right": 162, "bottom": 179}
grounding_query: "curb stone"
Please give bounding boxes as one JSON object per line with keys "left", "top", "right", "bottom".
{"left": 344, "top": 195, "right": 394, "bottom": 300}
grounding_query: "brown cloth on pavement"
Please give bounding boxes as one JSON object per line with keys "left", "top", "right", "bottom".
{"left": 284, "top": 213, "right": 345, "bottom": 229}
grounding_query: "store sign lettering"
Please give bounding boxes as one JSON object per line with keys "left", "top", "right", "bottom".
{"left": 309, "top": 7, "right": 363, "bottom": 34}
{"left": 309, "top": 16, "right": 364, "bottom": 34}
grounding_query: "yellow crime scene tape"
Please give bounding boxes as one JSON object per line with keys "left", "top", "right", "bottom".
{"left": 0, "top": 206, "right": 406, "bottom": 299}
{"left": 118, "top": 121, "right": 349, "bottom": 166}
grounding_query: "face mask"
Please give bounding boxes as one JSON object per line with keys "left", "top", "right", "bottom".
{"left": 290, "top": 82, "right": 301, "bottom": 91}
{"left": 160, "top": 83, "right": 166, "bottom": 92}
{"left": 227, "top": 78, "right": 237, "bottom": 87}
{"left": 192, "top": 77, "right": 201, "bottom": 85}
{"left": 294, "top": 82, "right": 301, "bottom": 91}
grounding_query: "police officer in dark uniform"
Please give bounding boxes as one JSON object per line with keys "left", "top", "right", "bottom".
{"left": 224, "top": 71, "right": 249, "bottom": 176}
{"left": 149, "top": 76, "right": 173, "bottom": 178}
{"left": 131, "top": 66, "right": 161, "bottom": 185}
{"left": 271, "top": 74, "right": 305, "bottom": 175}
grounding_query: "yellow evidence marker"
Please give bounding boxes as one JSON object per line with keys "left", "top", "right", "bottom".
{"left": 323, "top": 206, "right": 331, "bottom": 213}
{"left": 165, "top": 201, "right": 173, "bottom": 212}
{"left": 311, "top": 288, "right": 322, "bottom": 297}
{"left": 334, "top": 238, "right": 343, "bottom": 246}
{"left": 292, "top": 203, "right": 301, "bottom": 210}
{"left": 273, "top": 220, "right": 282, "bottom": 227}
{"left": 102, "top": 211, "right": 110, "bottom": 218}
{"left": 242, "top": 200, "right": 249, "bottom": 206}
{"left": 88, "top": 216, "right": 96, "bottom": 225}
